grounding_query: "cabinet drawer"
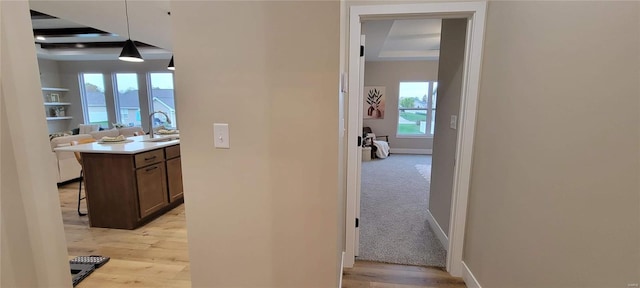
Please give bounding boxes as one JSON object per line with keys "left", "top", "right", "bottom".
{"left": 134, "top": 149, "right": 164, "bottom": 168}
{"left": 165, "top": 144, "right": 180, "bottom": 159}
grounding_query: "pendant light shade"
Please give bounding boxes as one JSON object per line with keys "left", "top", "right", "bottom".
{"left": 167, "top": 56, "right": 175, "bottom": 70}
{"left": 119, "top": 40, "right": 144, "bottom": 62}
{"left": 119, "top": 0, "right": 144, "bottom": 62}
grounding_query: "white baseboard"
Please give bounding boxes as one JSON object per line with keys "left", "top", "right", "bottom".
{"left": 338, "top": 251, "right": 345, "bottom": 288}
{"left": 389, "top": 148, "right": 432, "bottom": 155}
{"left": 462, "top": 261, "right": 482, "bottom": 288}
{"left": 426, "top": 209, "right": 448, "bottom": 251}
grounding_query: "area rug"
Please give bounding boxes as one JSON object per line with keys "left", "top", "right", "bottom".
{"left": 359, "top": 155, "right": 446, "bottom": 267}
{"left": 415, "top": 164, "right": 431, "bottom": 181}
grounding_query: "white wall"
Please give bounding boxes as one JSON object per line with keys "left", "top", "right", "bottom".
{"left": 346, "top": 1, "right": 640, "bottom": 287}
{"left": 428, "top": 18, "right": 466, "bottom": 237}
{"left": 2, "top": 1, "right": 637, "bottom": 287}
{"left": 171, "top": 1, "right": 340, "bottom": 286}
{"left": 363, "top": 60, "right": 438, "bottom": 150}
{"left": 38, "top": 59, "right": 61, "bottom": 88}
{"left": 462, "top": 2, "right": 639, "bottom": 287}
{"left": 1, "top": 1, "right": 71, "bottom": 286}
{"left": 37, "top": 59, "right": 69, "bottom": 133}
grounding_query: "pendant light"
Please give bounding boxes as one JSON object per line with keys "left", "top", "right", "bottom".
{"left": 167, "top": 55, "right": 175, "bottom": 70}
{"left": 119, "top": 0, "right": 144, "bottom": 62}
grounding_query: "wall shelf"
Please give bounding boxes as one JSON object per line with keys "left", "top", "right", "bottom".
{"left": 42, "top": 87, "right": 70, "bottom": 92}
{"left": 42, "top": 88, "right": 71, "bottom": 122}
{"left": 46, "top": 117, "right": 73, "bottom": 121}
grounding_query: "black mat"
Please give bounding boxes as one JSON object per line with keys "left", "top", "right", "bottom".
{"left": 70, "top": 256, "right": 110, "bottom": 287}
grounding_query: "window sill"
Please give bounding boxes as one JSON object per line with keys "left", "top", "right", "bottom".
{"left": 396, "top": 135, "right": 433, "bottom": 139}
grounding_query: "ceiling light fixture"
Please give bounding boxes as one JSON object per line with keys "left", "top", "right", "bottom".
{"left": 119, "top": 0, "right": 144, "bottom": 62}
{"left": 36, "top": 35, "right": 46, "bottom": 41}
{"left": 167, "top": 56, "right": 175, "bottom": 70}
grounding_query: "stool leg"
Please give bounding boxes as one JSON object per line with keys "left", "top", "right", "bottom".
{"left": 78, "top": 170, "right": 87, "bottom": 216}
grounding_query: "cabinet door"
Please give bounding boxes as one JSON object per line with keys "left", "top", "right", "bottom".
{"left": 136, "top": 163, "right": 168, "bottom": 218}
{"left": 166, "top": 157, "right": 184, "bottom": 202}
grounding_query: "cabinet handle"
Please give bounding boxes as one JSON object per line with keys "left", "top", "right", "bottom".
{"left": 144, "top": 156, "right": 157, "bottom": 161}
{"left": 145, "top": 166, "right": 158, "bottom": 172}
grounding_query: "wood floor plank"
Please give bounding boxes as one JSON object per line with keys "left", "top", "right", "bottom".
{"left": 59, "top": 182, "right": 191, "bottom": 287}
{"left": 343, "top": 278, "right": 372, "bottom": 288}
{"left": 343, "top": 261, "right": 465, "bottom": 288}
{"left": 62, "top": 183, "right": 462, "bottom": 288}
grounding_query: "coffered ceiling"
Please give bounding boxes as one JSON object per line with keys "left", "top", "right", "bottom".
{"left": 362, "top": 19, "right": 442, "bottom": 61}
{"left": 29, "top": 0, "right": 172, "bottom": 61}
{"left": 29, "top": 2, "right": 440, "bottom": 62}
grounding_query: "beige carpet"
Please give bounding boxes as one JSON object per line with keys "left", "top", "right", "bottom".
{"left": 358, "top": 154, "right": 446, "bottom": 267}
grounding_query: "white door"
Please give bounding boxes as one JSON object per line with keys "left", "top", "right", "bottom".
{"left": 354, "top": 35, "right": 365, "bottom": 257}
{"left": 345, "top": 33, "right": 365, "bottom": 267}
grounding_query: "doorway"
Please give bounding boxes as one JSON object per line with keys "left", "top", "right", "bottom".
{"left": 357, "top": 18, "right": 446, "bottom": 267}
{"left": 345, "top": 2, "right": 487, "bottom": 278}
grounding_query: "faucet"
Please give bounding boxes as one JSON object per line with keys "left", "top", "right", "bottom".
{"left": 149, "top": 111, "right": 172, "bottom": 138}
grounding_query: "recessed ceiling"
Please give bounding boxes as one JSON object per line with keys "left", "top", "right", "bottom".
{"left": 30, "top": 10, "right": 171, "bottom": 61}
{"left": 362, "top": 19, "right": 441, "bottom": 61}
{"left": 30, "top": 0, "right": 171, "bottom": 61}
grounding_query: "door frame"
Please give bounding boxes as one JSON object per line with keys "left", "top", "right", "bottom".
{"left": 345, "top": 1, "right": 487, "bottom": 277}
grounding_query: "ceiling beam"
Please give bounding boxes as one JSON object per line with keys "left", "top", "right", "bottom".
{"left": 39, "top": 41, "right": 155, "bottom": 49}
{"left": 33, "top": 27, "right": 115, "bottom": 38}
{"left": 30, "top": 10, "right": 57, "bottom": 20}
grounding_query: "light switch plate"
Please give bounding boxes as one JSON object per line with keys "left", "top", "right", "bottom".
{"left": 213, "top": 123, "right": 230, "bottom": 148}
{"left": 450, "top": 115, "right": 457, "bottom": 130}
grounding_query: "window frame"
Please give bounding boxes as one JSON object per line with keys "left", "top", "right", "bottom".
{"left": 147, "top": 72, "right": 177, "bottom": 129}
{"left": 396, "top": 81, "right": 438, "bottom": 138}
{"left": 112, "top": 72, "right": 142, "bottom": 127}
{"left": 78, "top": 73, "right": 109, "bottom": 128}
{"left": 77, "top": 71, "right": 177, "bottom": 131}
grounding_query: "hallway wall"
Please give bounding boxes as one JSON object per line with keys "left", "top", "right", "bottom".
{"left": 171, "top": 1, "right": 341, "bottom": 286}
{"left": 1, "top": 1, "right": 71, "bottom": 286}
{"left": 429, "top": 18, "right": 467, "bottom": 237}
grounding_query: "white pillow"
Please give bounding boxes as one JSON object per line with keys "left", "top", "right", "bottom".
{"left": 118, "top": 126, "right": 145, "bottom": 137}
{"left": 90, "top": 128, "right": 119, "bottom": 139}
{"left": 79, "top": 124, "right": 100, "bottom": 134}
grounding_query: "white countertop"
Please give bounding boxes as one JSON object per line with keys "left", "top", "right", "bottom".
{"left": 54, "top": 135, "right": 180, "bottom": 155}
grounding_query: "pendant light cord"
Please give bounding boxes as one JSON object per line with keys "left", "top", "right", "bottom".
{"left": 124, "top": 0, "right": 131, "bottom": 39}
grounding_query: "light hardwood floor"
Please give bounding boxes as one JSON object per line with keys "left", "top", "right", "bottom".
{"left": 342, "top": 261, "right": 466, "bottom": 288}
{"left": 59, "top": 182, "right": 191, "bottom": 287}
{"left": 61, "top": 183, "right": 463, "bottom": 288}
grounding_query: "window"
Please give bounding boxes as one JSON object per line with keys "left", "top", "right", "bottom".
{"left": 114, "top": 73, "right": 141, "bottom": 127}
{"left": 80, "top": 73, "right": 109, "bottom": 128}
{"left": 397, "top": 82, "right": 437, "bottom": 137}
{"left": 78, "top": 71, "right": 177, "bottom": 131}
{"left": 148, "top": 73, "right": 177, "bottom": 129}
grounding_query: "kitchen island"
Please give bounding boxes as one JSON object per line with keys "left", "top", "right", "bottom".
{"left": 55, "top": 135, "right": 183, "bottom": 229}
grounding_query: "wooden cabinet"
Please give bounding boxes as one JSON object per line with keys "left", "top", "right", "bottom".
{"left": 166, "top": 146, "right": 183, "bottom": 203}
{"left": 81, "top": 144, "right": 183, "bottom": 229}
{"left": 136, "top": 163, "right": 168, "bottom": 218}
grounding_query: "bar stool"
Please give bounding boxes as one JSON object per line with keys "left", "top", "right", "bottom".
{"left": 71, "top": 138, "right": 97, "bottom": 216}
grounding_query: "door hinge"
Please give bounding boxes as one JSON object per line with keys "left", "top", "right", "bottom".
{"left": 357, "top": 136, "right": 362, "bottom": 147}
{"left": 355, "top": 218, "right": 359, "bottom": 228}
{"left": 360, "top": 45, "right": 364, "bottom": 57}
